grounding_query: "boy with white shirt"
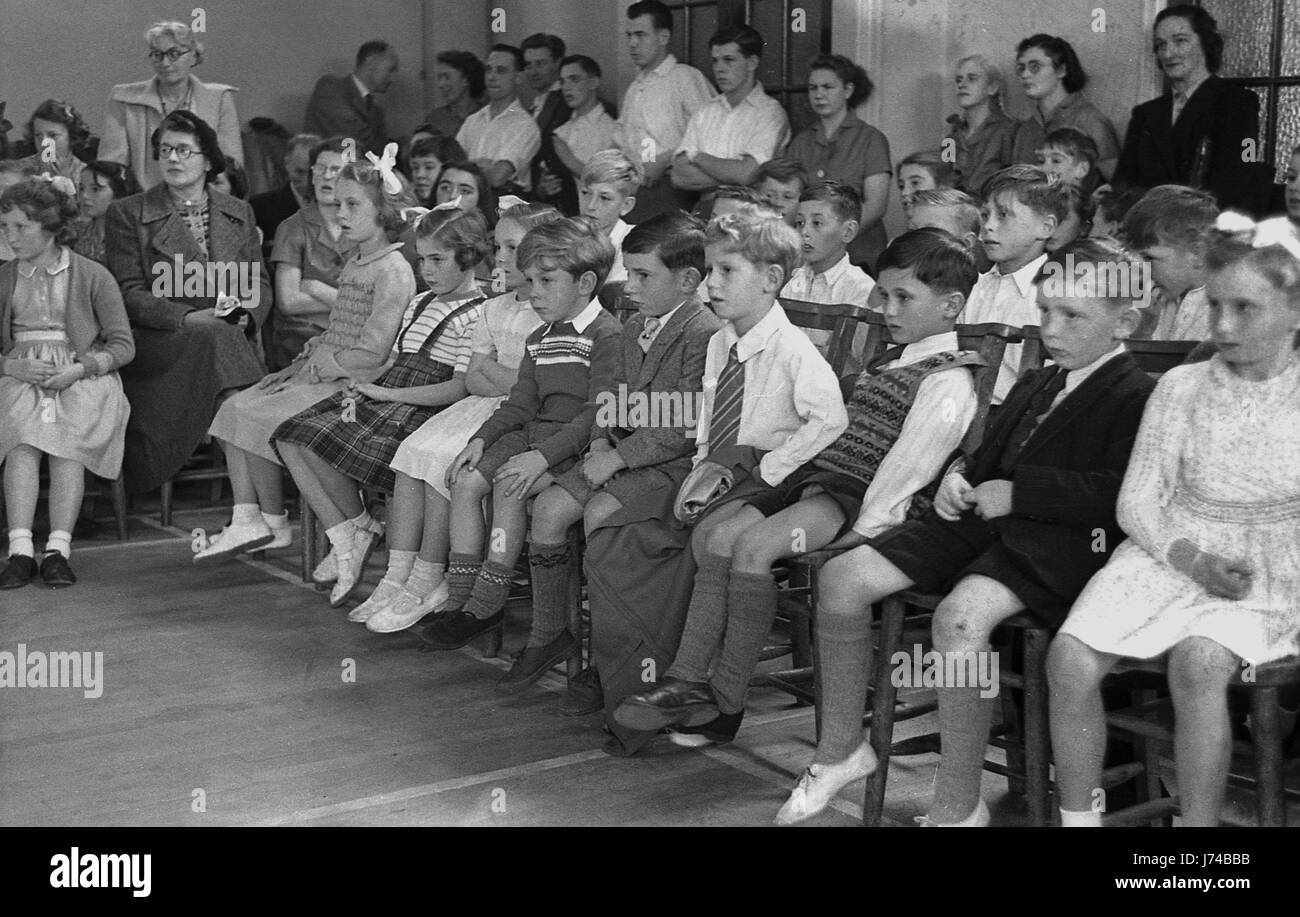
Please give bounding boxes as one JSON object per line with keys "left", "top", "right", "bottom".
{"left": 578, "top": 150, "right": 640, "bottom": 283}
{"left": 551, "top": 56, "right": 618, "bottom": 180}
{"left": 671, "top": 25, "right": 790, "bottom": 196}
{"left": 456, "top": 44, "right": 542, "bottom": 192}
{"left": 961, "top": 165, "right": 1069, "bottom": 403}
{"left": 1121, "top": 185, "right": 1218, "bottom": 341}
{"left": 615, "top": 0, "right": 714, "bottom": 220}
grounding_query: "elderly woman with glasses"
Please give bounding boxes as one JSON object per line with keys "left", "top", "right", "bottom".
{"left": 101, "top": 19, "right": 244, "bottom": 190}
{"left": 104, "top": 111, "right": 269, "bottom": 495}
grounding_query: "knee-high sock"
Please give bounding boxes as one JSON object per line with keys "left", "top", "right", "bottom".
{"left": 709, "top": 571, "right": 778, "bottom": 715}
{"left": 665, "top": 552, "right": 732, "bottom": 683}
{"left": 931, "top": 661, "right": 997, "bottom": 821}
{"left": 528, "top": 539, "right": 572, "bottom": 646}
{"left": 462, "top": 559, "right": 514, "bottom": 620}
{"left": 442, "top": 551, "right": 482, "bottom": 611}
{"left": 812, "top": 604, "right": 873, "bottom": 765}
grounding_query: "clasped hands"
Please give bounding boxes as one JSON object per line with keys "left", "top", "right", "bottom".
{"left": 935, "top": 473, "right": 1013, "bottom": 522}
{"left": 5, "top": 357, "right": 85, "bottom": 391}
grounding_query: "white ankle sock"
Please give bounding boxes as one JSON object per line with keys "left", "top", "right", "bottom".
{"left": 261, "top": 510, "right": 290, "bottom": 530}
{"left": 405, "top": 559, "right": 444, "bottom": 598}
{"left": 44, "top": 530, "right": 72, "bottom": 559}
{"left": 325, "top": 521, "right": 355, "bottom": 557}
{"left": 348, "top": 509, "right": 374, "bottom": 533}
{"left": 232, "top": 503, "right": 262, "bottom": 526}
{"left": 385, "top": 549, "right": 417, "bottom": 586}
{"left": 1059, "top": 808, "right": 1102, "bottom": 827}
{"left": 8, "top": 528, "right": 34, "bottom": 558}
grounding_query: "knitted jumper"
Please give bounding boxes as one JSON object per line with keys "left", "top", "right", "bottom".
{"left": 814, "top": 348, "right": 984, "bottom": 514}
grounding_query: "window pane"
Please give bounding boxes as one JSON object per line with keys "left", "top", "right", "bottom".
{"left": 1284, "top": 0, "right": 1300, "bottom": 74}
{"left": 1275, "top": 85, "right": 1300, "bottom": 181}
{"left": 1205, "top": 0, "right": 1275, "bottom": 78}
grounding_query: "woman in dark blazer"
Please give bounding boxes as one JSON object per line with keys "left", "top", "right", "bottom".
{"left": 105, "top": 111, "right": 271, "bottom": 494}
{"left": 1114, "top": 4, "right": 1269, "bottom": 214}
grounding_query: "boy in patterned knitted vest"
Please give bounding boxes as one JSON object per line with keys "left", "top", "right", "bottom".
{"left": 420, "top": 217, "right": 623, "bottom": 649}
{"left": 615, "top": 228, "right": 984, "bottom": 745}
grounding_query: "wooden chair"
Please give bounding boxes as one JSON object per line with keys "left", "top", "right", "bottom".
{"left": 1124, "top": 337, "right": 1198, "bottom": 374}
{"left": 779, "top": 298, "right": 885, "bottom": 378}
{"left": 160, "top": 438, "right": 229, "bottom": 527}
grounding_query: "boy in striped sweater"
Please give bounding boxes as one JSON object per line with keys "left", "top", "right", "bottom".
{"left": 421, "top": 217, "right": 623, "bottom": 649}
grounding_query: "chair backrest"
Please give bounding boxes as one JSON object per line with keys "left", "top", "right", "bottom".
{"left": 1017, "top": 324, "right": 1046, "bottom": 377}
{"left": 1124, "top": 338, "right": 1199, "bottom": 377}
{"left": 598, "top": 279, "right": 628, "bottom": 312}
{"left": 779, "top": 297, "right": 881, "bottom": 376}
{"left": 955, "top": 322, "right": 1023, "bottom": 453}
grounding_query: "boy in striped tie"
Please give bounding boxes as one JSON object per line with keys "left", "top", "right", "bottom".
{"left": 420, "top": 217, "right": 623, "bottom": 649}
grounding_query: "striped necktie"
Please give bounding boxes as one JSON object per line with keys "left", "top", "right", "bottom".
{"left": 708, "top": 344, "right": 745, "bottom": 453}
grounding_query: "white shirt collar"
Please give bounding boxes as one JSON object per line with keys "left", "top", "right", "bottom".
{"left": 723, "top": 300, "right": 789, "bottom": 361}
{"left": 638, "top": 53, "right": 678, "bottom": 81}
{"left": 559, "top": 297, "right": 605, "bottom": 334}
{"left": 484, "top": 98, "right": 527, "bottom": 121}
{"left": 646, "top": 299, "right": 687, "bottom": 332}
{"left": 994, "top": 253, "right": 1048, "bottom": 298}
{"left": 897, "top": 330, "right": 960, "bottom": 363}
{"left": 351, "top": 74, "right": 371, "bottom": 101}
{"left": 17, "top": 245, "right": 70, "bottom": 278}
{"left": 713, "top": 81, "right": 767, "bottom": 111}
{"left": 1058, "top": 342, "right": 1128, "bottom": 396}
{"left": 810, "top": 252, "right": 851, "bottom": 286}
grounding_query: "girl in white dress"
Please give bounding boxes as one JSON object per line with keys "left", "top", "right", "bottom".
{"left": 353, "top": 202, "right": 560, "bottom": 632}
{"left": 1048, "top": 213, "right": 1300, "bottom": 827}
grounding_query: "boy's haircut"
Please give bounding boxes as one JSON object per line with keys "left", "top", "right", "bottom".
{"left": 436, "top": 50, "right": 487, "bottom": 99}
{"left": 1035, "top": 236, "right": 1148, "bottom": 307}
{"left": 876, "top": 227, "right": 979, "bottom": 299}
{"left": 580, "top": 148, "right": 643, "bottom": 193}
{"left": 898, "top": 150, "right": 958, "bottom": 189}
{"left": 499, "top": 200, "right": 563, "bottom": 233}
{"left": 0, "top": 176, "right": 82, "bottom": 245}
{"left": 807, "top": 53, "right": 874, "bottom": 108}
{"left": 410, "top": 135, "right": 466, "bottom": 163}
{"left": 414, "top": 207, "right": 492, "bottom": 269}
{"left": 1094, "top": 187, "right": 1144, "bottom": 226}
{"left": 710, "top": 24, "right": 764, "bottom": 58}
{"left": 955, "top": 54, "right": 1004, "bottom": 109}
{"left": 1121, "top": 184, "right": 1220, "bottom": 250}
{"left": 704, "top": 208, "right": 801, "bottom": 287}
{"left": 1041, "top": 127, "right": 1099, "bottom": 167}
{"left": 982, "top": 164, "right": 1070, "bottom": 224}
{"left": 622, "top": 210, "right": 707, "bottom": 276}
{"left": 490, "top": 43, "right": 525, "bottom": 71}
{"left": 561, "top": 54, "right": 602, "bottom": 79}
{"left": 628, "top": 0, "right": 673, "bottom": 31}
{"left": 908, "top": 188, "right": 982, "bottom": 236}
{"left": 1017, "top": 34, "right": 1087, "bottom": 93}
{"left": 521, "top": 33, "right": 566, "bottom": 61}
{"left": 337, "top": 160, "right": 418, "bottom": 241}
{"left": 1204, "top": 218, "right": 1300, "bottom": 308}
{"left": 798, "top": 180, "right": 862, "bottom": 224}
{"left": 713, "top": 184, "right": 766, "bottom": 206}
{"left": 752, "top": 157, "right": 807, "bottom": 190}
{"left": 517, "top": 215, "right": 617, "bottom": 288}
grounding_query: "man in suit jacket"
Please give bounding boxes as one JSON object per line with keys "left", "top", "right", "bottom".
{"left": 303, "top": 40, "right": 398, "bottom": 157}
{"left": 522, "top": 33, "right": 576, "bottom": 213}
{"left": 1114, "top": 6, "right": 1270, "bottom": 215}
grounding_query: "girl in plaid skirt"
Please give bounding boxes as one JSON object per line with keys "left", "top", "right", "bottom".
{"left": 274, "top": 207, "right": 490, "bottom": 606}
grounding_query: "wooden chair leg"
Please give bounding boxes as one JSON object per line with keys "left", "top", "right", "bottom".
{"left": 863, "top": 596, "right": 907, "bottom": 826}
{"left": 160, "top": 480, "right": 173, "bottom": 528}
{"left": 565, "top": 525, "right": 584, "bottom": 681}
{"left": 300, "top": 501, "right": 317, "bottom": 584}
{"left": 999, "top": 633, "right": 1028, "bottom": 798}
{"left": 111, "top": 476, "right": 128, "bottom": 541}
{"left": 1249, "top": 686, "right": 1285, "bottom": 827}
{"left": 1023, "top": 627, "right": 1052, "bottom": 826}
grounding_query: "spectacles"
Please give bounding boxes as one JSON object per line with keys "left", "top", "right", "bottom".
{"left": 312, "top": 164, "right": 344, "bottom": 177}
{"left": 1015, "top": 59, "right": 1048, "bottom": 76}
{"left": 158, "top": 144, "right": 201, "bottom": 161}
{"left": 149, "top": 48, "right": 192, "bottom": 64}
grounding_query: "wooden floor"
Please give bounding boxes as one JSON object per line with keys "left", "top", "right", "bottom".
{"left": 0, "top": 491, "right": 1293, "bottom": 827}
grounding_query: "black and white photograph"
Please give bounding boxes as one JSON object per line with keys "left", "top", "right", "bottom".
{"left": 0, "top": 0, "right": 1296, "bottom": 871}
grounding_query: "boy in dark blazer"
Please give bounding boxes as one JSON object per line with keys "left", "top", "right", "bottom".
{"left": 775, "top": 238, "right": 1156, "bottom": 825}
{"left": 500, "top": 212, "right": 722, "bottom": 695}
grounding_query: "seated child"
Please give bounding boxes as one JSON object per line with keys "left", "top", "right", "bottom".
{"left": 906, "top": 187, "right": 991, "bottom": 271}
{"left": 1089, "top": 186, "right": 1143, "bottom": 240}
{"left": 1049, "top": 216, "right": 1300, "bottom": 827}
{"left": 616, "top": 228, "right": 982, "bottom": 747}
{"left": 1123, "top": 184, "right": 1219, "bottom": 341}
{"left": 418, "top": 216, "right": 623, "bottom": 649}
{"left": 750, "top": 157, "right": 807, "bottom": 226}
{"left": 590, "top": 208, "right": 848, "bottom": 753}
{"left": 352, "top": 203, "right": 561, "bottom": 632}
{"left": 897, "top": 150, "right": 958, "bottom": 211}
{"left": 962, "top": 164, "right": 1069, "bottom": 404}
{"left": 578, "top": 149, "right": 640, "bottom": 284}
{"left": 1036, "top": 127, "right": 1101, "bottom": 197}
{"left": 1046, "top": 184, "right": 1095, "bottom": 253}
{"left": 495, "top": 212, "right": 723, "bottom": 694}
{"left": 710, "top": 184, "right": 778, "bottom": 221}
{"left": 775, "top": 237, "right": 1155, "bottom": 825}
{"left": 273, "top": 208, "right": 491, "bottom": 606}
{"left": 409, "top": 136, "right": 467, "bottom": 206}
{"left": 0, "top": 176, "right": 133, "bottom": 589}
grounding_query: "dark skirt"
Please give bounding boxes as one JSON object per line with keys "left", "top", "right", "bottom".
{"left": 119, "top": 322, "right": 266, "bottom": 494}
{"left": 271, "top": 353, "right": 455, "bottom": 492}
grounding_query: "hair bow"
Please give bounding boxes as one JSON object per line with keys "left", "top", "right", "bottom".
{"left": 434, "top": 196, "right": 463, "bottom": 211}
{"left": 399, "top": 205, "right": 431, "bottom": 227}
{"left": 39, "top": 173, "right": 77, "bottom": 197}
{"left": 1216, "top": 211, "right": 1300, "bottom": 264}
{"left": 497, "top": 194, "right": 528, "bottom": 214}
{"left": 365, "top": 142, "right": 403, "bottom": 195}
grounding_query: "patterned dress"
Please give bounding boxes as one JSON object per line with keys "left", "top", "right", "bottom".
{"left": 1060, "top": 356, "right": 1300, "bottom": 664}
{"left": 208, "top": 242, "right": 411, "bottom": 464}
{"left": 272, "top": 285, "right": 485, "bottom": 492}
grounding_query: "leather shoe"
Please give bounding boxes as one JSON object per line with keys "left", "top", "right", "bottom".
{"left": 614, "top": 678, "right": 719, "bottom": 732}
{"left": 0, "top": 555, "right": 38, "bottom": 589}
{"left": 39, "top": 552, "right": 76, "bottom": 588}
{"left": 560, "top": 667, "right": 603, "bottom": 716}
{"left": 418, "top": 609, "right": 503, "bottom": 650}
{"left": 496, "top": 630, "right": 577, "bottom": 693}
